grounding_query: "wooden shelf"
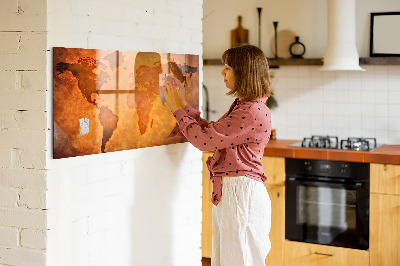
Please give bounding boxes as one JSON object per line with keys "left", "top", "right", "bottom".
{"left": 203, "top": 58, "right": 323, "bottom": 67}
{"left": 203, "top": 57, "right": 400, "bottom": 67}
{"left": 268, "top": 58, "right": 322, "bottom": 67}
{"left": 359, "top": 57, "right": 400, "bottom": 65}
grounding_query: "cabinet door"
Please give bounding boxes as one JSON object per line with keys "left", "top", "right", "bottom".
{"left": 265, "top": 184, "right": 284, "bottom": 266}
{"left": 370, "top": 163, "right": 400, "bottom": 195}
{"left": 261, "top": 156, "right": 285, "bottom": 185}
{"left": 284, "top": 241, "right": 369, "bottom": 266}
{"left": 370, "top": 193, "right": 400, "bottom": 266}
{"left": 202, "top": 152, "right": 213, "bottom": 258}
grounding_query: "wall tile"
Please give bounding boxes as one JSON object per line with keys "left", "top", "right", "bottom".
{"left": 375, "top": 104, "right": 389, "bottom": 117}
{"left": 389, "top": 104, "right": 400, "bottom": 117}
{"left": 388, "top": 91, "right": 400, "bottom": 105}
{"left": 205, "top": 65, "right": 400, "bottom": 145}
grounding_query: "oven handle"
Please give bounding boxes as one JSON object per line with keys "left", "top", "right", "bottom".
{"left": 286, "top": 177, "right": 364, "bottom": 189}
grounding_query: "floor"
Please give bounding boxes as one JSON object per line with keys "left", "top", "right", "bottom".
{"left": 202, "top": 257, "right": 211, "bottom": 266}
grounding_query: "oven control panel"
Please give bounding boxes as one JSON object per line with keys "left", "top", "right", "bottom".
{"left": 286, "top": 158, "right": 369, "bottom": 180}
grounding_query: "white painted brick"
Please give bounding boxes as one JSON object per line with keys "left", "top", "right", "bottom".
{"left": 151, "top": 39, "right": 180, "bottom": 54}
{"left": 0, "top": 32, "right": 20, "bottom": 54}
{"left": 105, "top": 161, "right": 122, "bottom": 179}
{"left": 0, "top": 71, "right": 16, "bottom": 91}
{"left": 0, "top": 0, "right": 18, "bottom": 13}
{"left": 105, "top": 178, "right": 123, "bottom": 196}
{"left": 87, "top": 164, "right": 108, "bottom": 183}
{"left": 17, "top": 70, "right": 47, "bottom": 92}
{"left": 0, "top": 208, "right": 46, "bottom": 230}
{"left": 166, "top": 0, "right": 192, "bottom": 15}
{"left": 168, "top": 27, "right": 193, "bottom": 42}
{"left": 0, "top": 149, "right": 11, "bottom": 169}
{"left": 87, "top": 33, "right": 124, "bottom": 51}
{"left": 88, "top": 211, "right": 109, "bottom": 233}
{"left": 71, "top": 218, "right": 88, "bottom": 237}
{"left": 19, "top": 189, "right": 46, "bottom": 209}
{"left": 191, "top": 31, "right": 203, "bottom": 44}
{"left": 0, "top": 13, "right": 46, "bottom": 32}
{"left": 189, "top": 3, "right": 203, "bottom": 19}
{"left": 136, "top": 24, "right": 170, "bottom": 40}
{"left": 153, "top": 12, "right": 181, "bottom": 27}
{"left": 1, "top": 110, "right": 47, "bottom": 131}
{"left": 87, "top": 1, "right": 124, "bottom": 21}
{"left": 0, "top": 129, "right": 46, "bottom": 150}
{"left": 0, "top": 187, "right": 19, "bottom": 208}
{"left": 120, "top": 36, "right": 153, "bottom": 52}
{"left": 20, "top": 229, "right": 46, "bottom": 250}
{"left": 180, "top": 15, "right": 202, "bottom": 30}
{"left": 130, "top": 0, "right": 166, "bottom": 13}
{"left": 0, "top": 247, "right": 45, "bottom": 266}
{"left": 20, "top": 149, "right": 46, "bottom": 170}
{"left": 179, "top": 41, "right": 202, "bottom": 55}
{"left": 20, "top": 31, "right": 47, "bottom": 53}
{"left": 0, "top": 227, "right": 19, "bottom": 247}
{"left": 0, "top": 49, "right": 47, "bottom": 72}
{"left": 19, "top": 0, "right": 47, "bottom": 15}
{"left": 11, "top": 148, "right": 22, "bottom": 169}
{"left": 0, "top": 89, "right": 46, "bottom": 111}
{"left": 0, "top": 168, "right": 47, "bottom": 190}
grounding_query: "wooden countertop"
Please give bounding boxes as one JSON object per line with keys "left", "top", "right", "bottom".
{"left": 263, "top": 139, "right": 400, "bottom": 165}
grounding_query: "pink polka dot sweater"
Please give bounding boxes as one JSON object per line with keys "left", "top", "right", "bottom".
{"left": 172, "top": 97, "right": 272, "bottom": 206}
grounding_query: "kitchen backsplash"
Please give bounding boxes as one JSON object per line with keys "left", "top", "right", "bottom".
{"left": 203, "top": 65, "right": 400, "bottom": 144}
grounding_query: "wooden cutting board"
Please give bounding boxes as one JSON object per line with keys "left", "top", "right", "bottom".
{"left": 231, "top": 16, "right": 249, "bottom": 48}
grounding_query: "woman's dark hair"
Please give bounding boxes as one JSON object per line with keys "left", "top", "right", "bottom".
{"left": 221, "top": 44, "right": 273, "bottom": 99}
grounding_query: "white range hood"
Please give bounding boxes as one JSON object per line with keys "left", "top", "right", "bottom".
{"left": 320, "top": 0, "right": 365, "bottom": 71}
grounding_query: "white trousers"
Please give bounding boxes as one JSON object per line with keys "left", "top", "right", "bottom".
{"left": 212, "top": 176, "right": 271, "bottom": 266}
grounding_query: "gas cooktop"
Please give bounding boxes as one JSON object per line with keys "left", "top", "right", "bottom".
{"left": 289, "top": 135, "right": 383, "bottom": 151}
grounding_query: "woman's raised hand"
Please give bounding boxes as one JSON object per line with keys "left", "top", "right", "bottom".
{"left": 161, "top": 74, "right": 187, "bottom": 113}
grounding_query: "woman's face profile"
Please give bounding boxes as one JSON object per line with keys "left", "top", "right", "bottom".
{"left": 220, "top": 64, "right": 235, "bottom": 89}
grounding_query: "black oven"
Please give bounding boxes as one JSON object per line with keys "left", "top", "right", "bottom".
{"left": 285, "top": 158, "right": 369, "bottom": 250}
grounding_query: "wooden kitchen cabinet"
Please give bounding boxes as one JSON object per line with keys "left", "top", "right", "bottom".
{"left": 370, "top": 163, "right": 400, "bottom": 195}
{"left": 201, "top": 154, "right": 286, "bottom": 265}
{"left": 202, "top": 152, "right": 214, "bottom": 258}
{"left": 370, "top": 163, "right": 400, "bottom": 266}
{"left": 262, "top": 156, "right": 285, "bottom": 266}
{"left": 264, "top": 184, "right": 285, "bottom": 266}
{"left": 261, "top": 156, "right": 285, "bottom": 186}
{"left": 284, "top": 241, "right": 369, "bottom": 266}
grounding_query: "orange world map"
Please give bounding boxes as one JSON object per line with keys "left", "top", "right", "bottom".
{"left": 53, "top": 47, "right": 199, "bottom": 159}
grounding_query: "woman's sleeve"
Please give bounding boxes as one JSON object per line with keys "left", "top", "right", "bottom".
{"left": 173, "top": 106, "right": 257, "bottom": 152}
{"left": 169, "top": 104, "right": 210, "bottom": 137}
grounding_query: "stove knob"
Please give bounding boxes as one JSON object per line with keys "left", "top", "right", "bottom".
{"left": 340, "top": 164, "right": 347, "bottom": 174}
{"left": 305, "top": 162, "right": 312, "bottom": 171}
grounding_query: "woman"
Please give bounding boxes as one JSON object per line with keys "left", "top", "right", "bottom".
{"left": 161, "top": 44, "right": 273, "bottom": 266}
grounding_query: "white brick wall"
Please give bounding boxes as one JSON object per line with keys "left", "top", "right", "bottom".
{"left": 46, "top": 1, "right": 203, "bottom": 266}
{"left": 0, "top": 0, "right": 48, "bottom": 265}
{"left": 2, "top": 0, "right": 203, "bottom": 265}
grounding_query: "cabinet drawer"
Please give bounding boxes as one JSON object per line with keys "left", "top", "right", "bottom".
{"left": 284, "top": 241, "right": 369, "bottom": 266}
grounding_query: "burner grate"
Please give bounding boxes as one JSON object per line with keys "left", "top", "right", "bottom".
{"left": 340, "top": 137, "right": 377, "bottom": 151}
{"left": 296, "top": 136, "right": 378, "bottom": 151}
{"left": 301, "top": 135, "right": 339, "bottom": 149}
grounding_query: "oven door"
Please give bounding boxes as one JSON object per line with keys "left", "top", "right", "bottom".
{"left": 285, "top": 177, "right": 369, "bottom": 250}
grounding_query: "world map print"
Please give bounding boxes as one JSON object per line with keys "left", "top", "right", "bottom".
{"left": 53, "top": 47, "right": 199, "bottom": 159}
